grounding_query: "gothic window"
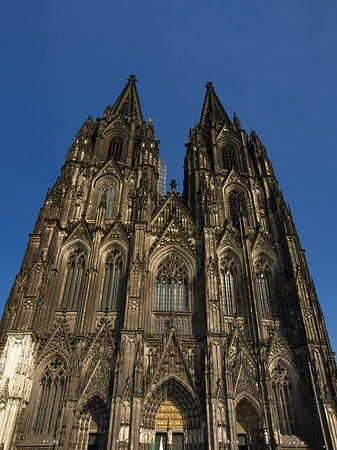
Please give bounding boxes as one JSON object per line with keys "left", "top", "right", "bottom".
{"left": 34, "top": 357, "right": 66, "bottom": 434}
{"left": 108, "top": 138, "right": 123, "bottom": 161}
{"left": 220, "top": 255, "right": 241, "bottom": 315}
{"left": 96, "top": 180, "right": 116, "bottom": 219}
{"left": 228, "top": 190, "right": 246, "bottom": 228}
{"left": 271, "top": 363, "right": 296, "bottom": 435}
{"left": 221, "top": 144, "right": 236, "bottom": 170}
{"left": 61, "top": 248, "right": 86, "bottom": 311}
{"left": 255, "top": 258, "right": 275, "bottom": 318}
{"left": 100, "top": 250, "right": 124, "bottom": 310}
{"left": 155, "top": 254, "right": 189, "bottom": 311}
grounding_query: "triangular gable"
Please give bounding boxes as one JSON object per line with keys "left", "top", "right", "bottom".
{"left": 79, "top": 360, "right": 109, "bottom": 405}
{"left": 83, "top": 322, "right": 115, "bottom": 367}
{"left": 251, "top": 230, "right": 275, "bottom": 253}
{"left": 147, "top": 328, "right": 195, "bottom": 392}
{"left": 223, "top": 167, "right": 248, "bottom": 188}
{"left": 102, "top": 221, "right": 129, "bottom": 246}
{"left": 93, "top": 159, "right": 122, "bottom": 185}
{"left": 234, "top": 362, "right": 259, "bottom": 400}
{"left": 64, "top": 219, "right": 92, "bottom": 245}
{"left": 216, "top": 122, "right": 234, "bottom": 141}
{"left": 150, "top": 218, "right": 196, "bottom": 259}
{"left": 227, "top": 325, "right": 256, "bottom": 367}
{"left": 37, "top": 321, "right": 72, "bottom": 366}
{"left": 217, "top": 227, "right": 242, "bottom": 251}
{"left": 151, "top": 191, "right": 194, "bottom": 231}
{"left": 104, "top": 113, "right": 130, "bottom": 135}
{"left": 267, "top": 328, "right": 293, "bottom": 365}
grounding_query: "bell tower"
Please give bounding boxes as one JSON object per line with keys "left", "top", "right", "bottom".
{"left": 0, "top": 78, "right": 336, "bottom": 450}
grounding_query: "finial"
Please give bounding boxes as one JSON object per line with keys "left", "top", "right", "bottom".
{"left": 169, "top": 179, "right": 177, "bottom": 191}
{"left": 128, "top": 74, "right": 137, "bottom": 82}
{"left": 205, "top": 81, "right": 214, "bottom": 89}
{"left": 148, "top": 116, "right": 153, "bottom": 124}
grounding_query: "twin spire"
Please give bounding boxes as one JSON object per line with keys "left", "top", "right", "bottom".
{"left": 112, "top": 75, "right": 233, "bottom": 132}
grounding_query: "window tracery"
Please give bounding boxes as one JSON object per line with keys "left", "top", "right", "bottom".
{"left": 100, "top": 249, "right": 124, "bottom": 311}
{"left": 255, "top": 258, "right": 275, "bottom": 318}
{"left": 271, "top": 363, "right": 295, "bottom": 435}
{"left": 155, "top": 254, "right": 189, "bottom": 311}
{"left": 34, "top": 357, "right": 66, "bottom": 434}
{"left": 61, "top": 248, "right": 86, "bottom": 311}
{"left": 220, "top": 255, "right": 241, "bottom": 315}
{"left": 108, "top": 138, "right": 123, "bottom": 161}
{"left": 228, "top": 190, "right": 246, "bottom": 228}
{"left": 221, "top": 144, "right": 237, "bottom": 170}
{"left": 96, "top": 179, "right": 116, "bottom": 219}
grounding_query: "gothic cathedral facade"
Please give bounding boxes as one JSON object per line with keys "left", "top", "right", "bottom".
{"left": 0, "top": 76, "right": 336, "bottom": 450}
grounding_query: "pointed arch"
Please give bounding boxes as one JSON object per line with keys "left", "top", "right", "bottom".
{"left": 234, "top": 395, "right": 263, "bottom": 448}
{"left": 95, "top": 177, "right": 118, "bottom": 219}
{"left": 33, "top": 354, "right": 67, "bottom": 435}
{"left": 60, "top": 245, "right": 87, "bottom": 311}
{"left": 75, "top": 395, "right": 110, "bottom": 450}
{"left": 253, "top": 253, "right": 278, "bottom": 318}
{"left": 97, "top": 243, "right": 127, "bottom": 313}
{"left": 155, "top": 253, "right": 189, "bottom": 312}
{"left": 269, "top": 359, "right": 297, "bottom": 435}
{"left": 142, "top": 377, "right": 203, "bottom": 435}
{"left": 221, "top": 143, "right": 237, "bottom": 170}
{"left": 218, "top": 251, "right": 243, "bottom": 315}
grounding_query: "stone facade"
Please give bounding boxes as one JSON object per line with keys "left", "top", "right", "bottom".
{"left": 0, "top": 75, "right": 336, "bottom": 450}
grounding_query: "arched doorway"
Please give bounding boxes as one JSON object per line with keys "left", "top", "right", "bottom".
{"left": 235, "top": 398, "right": 263, "bottom": 450}
{"left": 155, "top": 399, "right": 184, "bottom": 449}
{"left": 141, "top": 378, "right": 204, "bottom": 449}
{"left": 74, "top": 396, "right": 109, "bottom": 450}
{"left": 88, "top": 411, "right": 102, "bottom": 450}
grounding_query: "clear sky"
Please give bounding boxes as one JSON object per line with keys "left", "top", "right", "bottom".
{"left": 1, "top": 1, "right": 336, "bottom": 351}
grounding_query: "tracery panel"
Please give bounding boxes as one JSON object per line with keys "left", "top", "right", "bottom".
{"left": 34, "top": 357, "right": 66, "bottom": 434}
{"left": 220, "top": 254, "right": 242, "bottom": 315}
{"left": 155, "top": 254, "right": 189, "bottom": 312}
{"left": 61, "top": 248, "right": 86, "bottom": 311}
{"left": 100, "top": 249, "right": 124, "bottom": 311}
{"left": 271, "top": 363, "right": 296, "bottom": 435}
{"left": 255, "top": 257, "right": 276, "bottom": 318}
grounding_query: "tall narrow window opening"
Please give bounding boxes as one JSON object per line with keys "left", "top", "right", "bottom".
{"left": 228, "top": 190, "right": 246, "bottom": 228}
{"left": 222, "top": 145, "right": 236, "bottom": 170}
{"left": 34, "top": 357, "right": 66, "bottom": 434}
{"left": 255, "top": 258, "right": 275, "bottom": 317}
{"left": 108, "top": 138, "right": 123, "bottom": 161}
{"left": 155, "top": 254, "right": 189, "bottom": 311}
{"left": 96, "top": 180, "right": 116, "bottom": 219}
{"left": 271, "top": 363, "right": 296, "bottom": 435}
{"left": 220, "top": 255, "right": 241, "bottom": 315}
{"left": 61, "top": 248, "right": 86, "bottom": 311}
{"left": 101, "top": 250, "right": 124, "bottom": 310}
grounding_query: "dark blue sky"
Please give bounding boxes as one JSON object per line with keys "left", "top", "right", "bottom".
{"left": 1, "top": 1, "right": 336, "bottom": 351}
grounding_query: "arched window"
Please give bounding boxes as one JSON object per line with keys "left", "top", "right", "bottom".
{"left": 61, "top": 248, "right": 86, "bottom": 311}
{"left": 255, "top": 258, "right": 275, "bottom": 317}
{"left": 96, "top": 180, "right": 116, "bottom": 219}
{"left": 228, "top": 190, "right": 246, "bottom": 228}
{"left": 271, "top": 363, "right": 296, "bottom": 435}
{"left": 108, "top": 138, "right": 123, "bottom": 161}
{"left": 155, "top": 254, "right": 189, "bottom": 311}
{"left": 34, "top": 357, "right": 66, "bottom": 434}
{"left": 220, "top": 255, "right": 241, "bottom": 315}
{"left": 100, "top": 250, "right": 124, "bottom": 310}
{"left": 221, "top": 144, "right": 237, "bottom": 170}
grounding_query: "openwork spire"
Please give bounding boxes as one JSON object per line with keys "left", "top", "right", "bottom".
{"left": 199, "top": 81, "right": 232, "bottom": 132}
{"left": 110, "top": 74, "right": 143, "bottom": 124}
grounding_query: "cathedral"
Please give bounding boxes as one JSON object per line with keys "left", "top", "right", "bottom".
{"left": 0, "top": 75, "right": 336, "bottom": 450}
